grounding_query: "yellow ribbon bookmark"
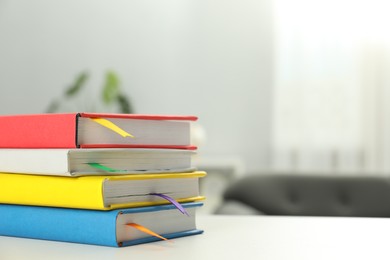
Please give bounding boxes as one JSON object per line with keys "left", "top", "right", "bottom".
{"left": 91, "top": 118, "right": 134, "bottom": 138}
{"left": 126, "top": 223, "right": 168, "bottom": 241}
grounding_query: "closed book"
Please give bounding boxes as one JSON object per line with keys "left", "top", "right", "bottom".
{"left": 0, "top": 171, "right": 206, "bottom": 210}
{"left": 0, "top": 148, "right": 196, "bottom": 176}
{"left": 0, "top": 202, "right": 203, "bottom": 247}
{"left": 0, "top": 113, "right": 197, "bottom": 149}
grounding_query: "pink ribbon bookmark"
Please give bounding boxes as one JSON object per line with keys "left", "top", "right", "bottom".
{"left": 150, "top": 193, "right": 190, "bottom": 216}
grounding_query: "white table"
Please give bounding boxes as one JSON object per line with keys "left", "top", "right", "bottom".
{"left": 1, "top": 215, "right": 390, "bottom": 260}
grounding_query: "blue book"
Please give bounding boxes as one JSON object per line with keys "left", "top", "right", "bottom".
{"left": 0, "top": 202, "right": 203, "bottom": 247}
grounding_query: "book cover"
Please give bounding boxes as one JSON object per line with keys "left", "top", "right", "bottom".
{"left": 0, "top": 148, "right": 196, "bottom": 176}
{"left": 0, "top": 113, "right": 197, "bottom": 149}
{"left": 0, "top": 202, "right": 204, "bottom": 247}
{"left": 0, "top": 171, "right": 206, "bottom": 210}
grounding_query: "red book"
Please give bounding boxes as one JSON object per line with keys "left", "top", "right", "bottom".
{"left": 0, "top": 113, "right": 197, "bottom": 149}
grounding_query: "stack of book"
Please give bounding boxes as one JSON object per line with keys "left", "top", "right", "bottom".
{"left": 0, "top": 113, "right": 206, "bottom": 247}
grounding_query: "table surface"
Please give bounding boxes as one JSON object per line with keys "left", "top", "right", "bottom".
{"left": 1, "top": 215, "right": 390, "bottom": 260}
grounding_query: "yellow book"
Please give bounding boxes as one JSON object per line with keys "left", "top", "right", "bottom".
{"left": 0, "top": 171, "right": 206, "bottom": 210}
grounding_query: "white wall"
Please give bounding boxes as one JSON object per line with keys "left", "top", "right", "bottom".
{"left": 0, "top": 0, "right": 274, "bottom": 172}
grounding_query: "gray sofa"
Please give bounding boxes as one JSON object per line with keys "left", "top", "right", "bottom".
{"left": 214, "top": 174, "right": 390, "bottom": 217}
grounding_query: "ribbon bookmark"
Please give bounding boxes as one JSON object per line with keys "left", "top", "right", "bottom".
{"left": 126, "top": 223, "right": 168, "bottom": 241}
{"left": 150, "top": 193, "right": 189, "bottom": 216}
{"left": 91, "top": 118, "right": 134, "bottom": 138}
{"left": 87, "top": 162, "right": 124, "bottom": 173}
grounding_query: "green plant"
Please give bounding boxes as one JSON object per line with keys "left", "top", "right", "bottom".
{"left": 46, "top": 71, "right": 134, "bottom": 114}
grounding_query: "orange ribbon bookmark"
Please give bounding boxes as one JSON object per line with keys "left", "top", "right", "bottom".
{"left": 126, "top": 223, "right": 168, "bottom": 241}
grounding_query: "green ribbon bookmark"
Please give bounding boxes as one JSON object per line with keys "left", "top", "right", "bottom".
{"left": 87, "top": 162, "right": 125, "bottom": 173}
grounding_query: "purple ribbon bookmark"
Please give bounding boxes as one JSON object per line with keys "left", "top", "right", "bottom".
{"left": 150, "top": 193, "right": 189, "bottom": 216}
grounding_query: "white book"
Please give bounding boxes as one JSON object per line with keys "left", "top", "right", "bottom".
{"left": 0, "top": 148, "right": 196, "bottom": 176}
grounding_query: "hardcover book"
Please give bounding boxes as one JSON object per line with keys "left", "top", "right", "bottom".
{"left": 0, "top": 171, "right": 206, "bottom": 210}
{"left": 0, "top": 113, "right": 197, "bottom": 149}
{"left": 0, "top": 148, "right": 196, "bottom": 176}
{"left": 0, "top": 202, "right": 204, "bottom": 247}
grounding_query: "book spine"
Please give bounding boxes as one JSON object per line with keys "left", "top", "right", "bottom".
{"left": 0, "top": 204, "right": 119, "bottom": 247}
{"left": 0, "top": 113, "right": 78, "bottom": 148}
{"left": 0, "top": 173, "right": 106, "bottom": 210}
{"left": 0, "top": 149, "right": 70, "bottom": 175}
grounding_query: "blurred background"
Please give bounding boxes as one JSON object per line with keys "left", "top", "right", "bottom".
{"left": 1, "top": 0, "right": 390, "bottom": 213}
